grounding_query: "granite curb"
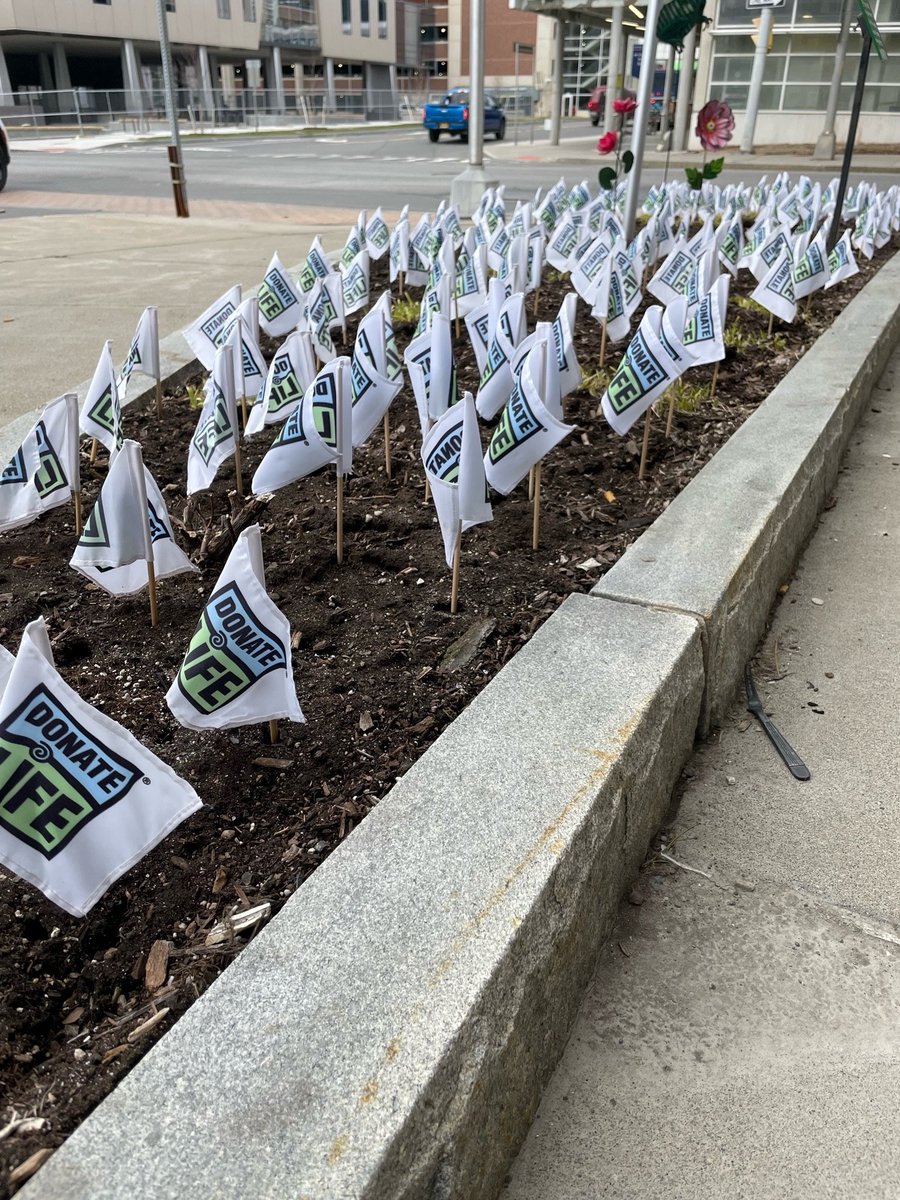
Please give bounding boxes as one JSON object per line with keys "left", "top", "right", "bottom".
{"left": 12, "top": 253, "right": 900, "bottom": 1199}
{"left": 592, "top": 251, "right": 900, "bottom": 732}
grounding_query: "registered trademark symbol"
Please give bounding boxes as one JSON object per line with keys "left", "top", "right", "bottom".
{"left": 142, "top": 777, "right": 151, "bottom": 785}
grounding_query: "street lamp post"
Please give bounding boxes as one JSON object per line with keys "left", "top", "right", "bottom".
{"left": 623, "top": 0, "right": 664, "bottom": 238}
{"left": 155, "top": 0, "right": 189, "bottom": 217}
{"left": 450, "top": 0, "right": 497, "bottom": 213}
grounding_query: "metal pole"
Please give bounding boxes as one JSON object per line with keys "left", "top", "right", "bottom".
{"left": 605, "top": 3, "right": 625, "bottom": 131}
{"left": 660, "top": 43, "right": 675, "bottom": 134}
{"left": 469, "top": 0, "right": 485, "bottom": 167}
{"left": 827, "top": 28, "right": 871, "bottom": 253}
{"left": 740, "top": 5, "right": 774, "bottom": 153}
{"left": 156, "top": 0, "right": 189, "bottom": 216}
{"left": 623, "top": 0, "right": 664, "bottom": 238}
{"left": 814, "top": 0, "right": 854, "bottom": 160}
{"left": 550, "top": 16, "right": 564, "bottom": 145}
{"left": 673, "top": 21, "right": 697, "bottom": 150}
{"left": 514, "top": 42, "right": 520, "bottom": 145}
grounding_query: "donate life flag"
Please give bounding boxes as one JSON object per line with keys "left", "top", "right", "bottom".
{"left": 251, "top": 358, "right": 352, "bottom": 495}
{"left": 465, "top": 276, "right": 509, "bottom": 377}
{"left": 166, "top": 525, "right": 304, "bottom": 732}
{"left": 792, "top": 227, "right": 829, "bottom": 299}
{"left": 341, "top": 248, "right": 371, "bottom": 317}
{"left": 118, "top": 307, "right": 160, "bottom": 400}
{"left": 484, "top": 342, "right": 574, "bottom": 496}
{"left": 475, "top": 293, "right": 527, "bottom": 421}
{"left": 0, "top": 617, "right": 201, "bottom": 917}
{"left": 350, "top": 337, "right": 402, "bottom": 448}
{"left": 80, "top": 342, "right": 123, "bottom": 454}
{"left": 297, "top": 236, "right": 332, "bottom": 296}
{"left": 422, "top": 393, "right": 493, "bottom": 566}
{"left": 751, "top": 248, "right": 797, "bottom": 322}
{"left": 0, "top": 394, "right": 79, "bottom": 533}
{"left": 825, "top": 229, "right": 859, "bottom": 288}
{"left": 245, "top": 331, "right": 317, "bottom": 437}
{"left": 365, "top": 207, "right": 391, "bottom": 260}
{"left": 183, "top": 286, "right": 241, "bottom": 371}
{"left": 258, "top": 253, "right": 304, "bottom": 338}
{"left": 71, "top": 441, "right": 196, "bottom": 595}
{"left": 187, "top": 339, "right": 240, "bottom": 495}
{"left": 404, "top": 313, "right": 459, "bottom": 436}
{"left": 601, "top": 306, "right": 683, "bottom": 437}
{"left": 682, "top": 274, "right": 729, "bottom": 366}
{"left": 225, "top": 298, "right": 268, "bottom": 402}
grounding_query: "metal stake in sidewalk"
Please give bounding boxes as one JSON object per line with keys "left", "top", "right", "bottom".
{"left": 156, "top": 0, "right": 189, "bottom": 218}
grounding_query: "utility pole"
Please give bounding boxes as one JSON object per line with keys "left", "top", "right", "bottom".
{"left": 814, "top": 0, "right": 854, "bottom": 160}
{"left": 156, "top": 0, "right": 189, "bottom": 217}
{"left": 740, "top": 1, "right": 778, "bottom": 153}
{"left": 623, "top": 0, "right": 664, "bottom": 238}
{"left": 450, "top": 0, "right": 497, "bottom": 213}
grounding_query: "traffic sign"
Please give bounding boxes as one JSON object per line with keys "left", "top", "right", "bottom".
{"left": 746, "top": 0, "right": 785, "bottom": 9}
{"left": 856, "top": 0, "right": 887, "bottom": 60}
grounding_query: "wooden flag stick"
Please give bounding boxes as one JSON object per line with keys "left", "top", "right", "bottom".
{"left": 383, "top": 412, "right": 392, "bottom": 478}
{"left": 233, "top": 441, "right": 244, "bottom": 501}
{"left": 709, "top": 359, "right": 721, "bottom": 403}
{"left": 450, "top": 522, "right": 462, "bottom": 615}
{"left": 268, "top": 719, "right": 280, "bottom": 745}
{"left": 638, "top": 410, "right": 652, "bottom": 481}
{"left": 532, "top": 461, "right": 543, "bottom": 551}
{"left": 89, "top": 438, "right": 99, "bottom": 465}
{"left": 336, "top": 471, "right": 345, "bottom": 564}
{"left": 147, "top": 559, "right": 159, "bottom": 628}
{"left": 528, "top": 464, "right": 535, "bottom": 502}
{"left": 532, "top": 285, "right": 541, "bottom": 318}
{"left": 155, "top": 379, "right": 163, "bottom": 419}
{"left": 767, "top": 311, "right": 775, "bottom": 338}
{"left": 665, "top": 387, "right": 676, "bottom": 439}
{"left": 240, "top": 394, "right": 249, "bottom": 428}
{"left": 599, "top": 321, "right": 608, "bottom": 370}
{"left": 73, "top": 490, "right": 83, "bottom": 537}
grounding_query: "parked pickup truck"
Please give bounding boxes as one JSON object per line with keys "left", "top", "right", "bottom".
{"left": 423, "top": 89, "right": 506, "bottom": 143}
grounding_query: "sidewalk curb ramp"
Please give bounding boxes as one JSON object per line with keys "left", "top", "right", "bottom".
{"left": 17, "top": 251, "right": 900, "bottom": 1200}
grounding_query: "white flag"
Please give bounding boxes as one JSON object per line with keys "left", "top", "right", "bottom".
{"left": 601, "top": 307, "right": 683, "bottom": 436}
{"left": 187, "top": 340, "right": 240, "bottom": 495}
{"left": 751, "top": 248, "right": 797, "bottom": 322}
{"left": 365, "top": 207, "right": 391, "bottom": 260}
{"left": 465, "top": 276, "right": 509, "bottom": 377}
{"left": 749, "top": 222, "right": 793, "bottom": 282}
{"left": 476, "top": 293, "right": 527, "bottom": 421}
{"left": 0, "top": 618, "right": 201, "bottom": 917}
{"left": 183, "top": 285, "right": 241, "bottom": 371}
{"left": 792, "top": 227, "right": 828, "bottom": 299}
{"left": 404, "top": 313, "right": 459, "bottom": 436}
{"left": 71, "top": 440, "right": 152, "bottom": 577}
{"left": 297, "top": 235, "right": 332, "bottom": 295}
{"left": 80, "top": 342, "right": 122, "bottom": 453}
{"left": 252, "top": 358, "right": 352, "bottom": 496}
{"left": 682, "top": 274, "right": 729, "bottom": 366}
{"left": 0, "top": 642, "right": 13, "bottom": 697}
{"left": 245, "top": 330, "right": 316, "bottom": 437}
{"left": 484, "top": 343, "right": 574, "bottom": 496}
{"left": 225, "top": 299, "right": 267, "bottom": 402}
{"left": 825, "top": 229, "right": 859, "bottom": 288}
{"left": 118, "top": 306, "right": 159, "bottom": 398}
{"left": 341, "top": 249, "right": 370, "bottom": 317}
{"left": 258, "top": 252, "right": 304, "bottom": 338}
{"left": 166, "top": 525, "right": 304, "bottom": 732}
{"left": 571, "top": 233, "right": 614, "bottom": 307}
{"left": 389, "top": 214, "right": 409, "bottom": 282}
{"left": 511, "top": 323, "right": 562, "bottom": 420}
{"left": 1, "top": 394, "right": 79, "bottom": 533}
{"left": 647, "top": 240, "right": 695, "bottom": 306}
{"left": 551, "top": 292, "right": 582, "bottom": 400}
{"left": 350, "top": 338, "right": 402, "bottom": 448}
{"left": 422, "top": 393, "right": 492, "bottom": 566}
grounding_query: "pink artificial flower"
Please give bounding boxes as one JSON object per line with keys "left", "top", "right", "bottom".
{"left": 695, "top": 99, "right": 735, "bottom": 151}
{"left": 597, "top": 130, "right": 618, "bottom": 154}
{"left": 613, "top": 97, "right": 637, "bottom": 115}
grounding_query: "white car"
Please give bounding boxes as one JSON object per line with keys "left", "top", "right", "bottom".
{"left": 0, "top": 119, "right": 8, "bottom": 192}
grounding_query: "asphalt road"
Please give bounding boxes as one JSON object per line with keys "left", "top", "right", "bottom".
{"left": 5, "top": 124, "right": 897, "bottom": 218}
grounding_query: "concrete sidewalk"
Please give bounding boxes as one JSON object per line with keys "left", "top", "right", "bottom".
{"left": 502, "top": 348, "right": 900, "bottom": 1198}
{"left": 0, "top": 213, "right": 348, "bottom": 424}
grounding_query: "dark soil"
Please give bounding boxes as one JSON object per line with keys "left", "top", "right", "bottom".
{"left": 0, "top": 240, "right": 894, "bottom": 1193}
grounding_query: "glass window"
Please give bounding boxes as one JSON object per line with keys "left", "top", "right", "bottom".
{"left": 794, "top": 0, "right": 844, "bottom": 23}
{"left": 341, "top": 0, "right": 351, "bottom": 30}
{"left": 420, "top": 24, "right": 449, "bottom": 41}
{"left": 217, "top": 0, "right": 231, "bottom": 16}
{"left": 781, "top": 82, "right": 832, "bottom": 107}
{"left": 717, "top": 0, "right": 794, "bottom": 26}
{"left": 874, "top": 0, "right": 900, "bottom": 21}
{"left": 360, "top": 0, "right": 370, "bottom": 36}
{"left": 165, "top": 0, "right": 175, "bottom": 10}
{"left": 785, "top": 54, "right": 837, "bottom": 82}
{"left": 378, "top": 0, "right": 387, "bottom": 36}
{"left": 862, "top": 83, "right": 900, "bottom": 110}
{"left": 243, "top": 0, "right": 256, "bottom": 18}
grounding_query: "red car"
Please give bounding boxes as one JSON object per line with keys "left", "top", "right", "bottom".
{"left": 587, "top": 86, "right": 637, "bottom": 126}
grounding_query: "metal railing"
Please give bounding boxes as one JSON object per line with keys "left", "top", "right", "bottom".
{"left": 0, "top": 86, "right": 437, "bottom": 135}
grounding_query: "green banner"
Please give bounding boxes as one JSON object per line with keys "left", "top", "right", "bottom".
{"left": 857, "top": 0, "right": 887, "bottom": 61}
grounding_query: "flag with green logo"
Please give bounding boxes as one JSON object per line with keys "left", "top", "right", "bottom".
{"left": 166, "top": 524, "right": 304, "bottom": 732}
{"left": 187, "top": 338, "right": 240, "bottom": 495}
{"left": 79, "top": 342, "right": 123, "bottom": 454}
{"left": 183, "top": 285, "right": 241, "bottom": 371}
{"left": 825, "top": 229, "right": 859, "bottom": 289}
{"left": 484, "top": 342, "right": 573, "bottom": 496}
{"left": 404, "top": 313, "right": 459, "bottom": 436}
{"left": 118, "top": 306, "right": 159, "bottom": 400}
{"left": 601, "top": 306, "right": 683, "bottom": 436}
{"left": 751, "top": 248, "right": 797, "bottom": 322}
{"left": 245, "top": 330, "right": 317, "bottom": 437}
{"left": 71, "top": 440, "right": 196, "bottom": 595}
{"left": 1, "top": 394, "right": 79, "bottom": 533}
{"left": 475, "top": 293, "right": 526, "bottom": 421}
{"left": 258, "top": 253, "right": 303, "bottom": 338}
{"left": 422, "top": 392, "right": 492, "bottom": 566}
{"left": 0, "top": 617, "right": 201, "bottom": 917}
{"left": 251, "top": 358, "right": 352, "bottom": 496}
{"left": 365, "top": 207, "right": 391, "bottom": 260}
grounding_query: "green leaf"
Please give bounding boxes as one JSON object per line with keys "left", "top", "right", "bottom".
{"left": 703, "top": 157, "right": 725, "bottom": 180}
{"left": 684, "top": 167, "right": 703, "bottom": 190}
{"left": 622, "top": 150, "right": 634, "bottom": 175}
{"left": 598, "top": 167, "right": 617, "bottom": 191}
